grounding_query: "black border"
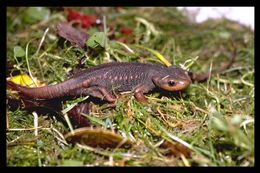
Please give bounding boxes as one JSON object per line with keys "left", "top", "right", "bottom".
{"left": 1, "top": 0, "right": 257, "bottom": 172}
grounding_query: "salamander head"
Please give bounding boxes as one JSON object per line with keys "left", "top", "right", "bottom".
{"left": 152, "top": 65, "right": 191, "bottom": 92}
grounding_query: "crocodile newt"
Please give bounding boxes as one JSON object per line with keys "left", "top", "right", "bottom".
{"left": 7, "top": 62, "right": 191, "bottom": 103}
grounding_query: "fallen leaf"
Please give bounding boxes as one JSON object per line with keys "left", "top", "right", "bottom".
{"left": 65, "top": 127, "right": 133, "bottom": 149}
{"left": 57, "top": 23, "right": 88, "bottom": 49}
{"left": 159, "top": 140, "right": 191, "bottom": 158}
{"left": 7, "top": 74, "right": 45, "bottom": 88}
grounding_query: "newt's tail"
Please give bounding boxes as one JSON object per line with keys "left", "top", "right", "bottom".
{"left": 7, "top": 81, "right": 32, "bottom": 100}
{"left": 7, "top": 79, "right": 79, "bottom": 100}
{"left": 7, "top": 81, "right": 22, "bottom": 91}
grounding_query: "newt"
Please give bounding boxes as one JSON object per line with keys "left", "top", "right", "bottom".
{"left": 7, "top": 62, "right": 191, "bottom": 103}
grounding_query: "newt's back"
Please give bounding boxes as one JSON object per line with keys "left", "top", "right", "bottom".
{"left": 81, "top": 62, "right": 161, "bottom": 92}
{"left": 7, "top": 62, "right": 191, "bottom": 101}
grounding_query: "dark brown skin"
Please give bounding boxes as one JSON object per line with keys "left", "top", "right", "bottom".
{"left": 68, "top": 102, "right": 92, "bottom": 128}
{"left": 7, "top": 62, "right": 191, "bottom": 103}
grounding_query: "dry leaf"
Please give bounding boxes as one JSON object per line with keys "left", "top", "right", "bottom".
{"left": 65, "top": 127, "right": 133, "bottom": 149}
{"left": 7, "top": 74, "right": 45, "bottom": 88}
{"left": 57, "top": 23, "right": 88, "bottom": 49}
{"left": 159, "top": 140, "right": 191, "bottom": 158}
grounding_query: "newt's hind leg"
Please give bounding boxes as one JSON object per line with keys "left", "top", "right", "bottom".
{"left": 81, "top": 86, "right": 116, "bottom": 103}
{"left": 71, "top": 86, "right": 116, "bottom": 103}
{"left": 68, "top": 102, "right": 92, "bottom": 128}
{"left": 94, "top": 86, "right": 116, "bottom": 103}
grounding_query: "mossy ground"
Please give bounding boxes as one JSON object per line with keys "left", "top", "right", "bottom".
{"left": 6, "top": 7, "right": 254, "bottom": 166}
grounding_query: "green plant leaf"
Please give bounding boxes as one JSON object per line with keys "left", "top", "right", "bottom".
{"left": 87, "top": 27, "right": 99, "bottom": 36}
{"left": 86, "top": 32, "right": 107, "bottom": 49}
{"left": 14, "top": 46, "right": 25, "bottom": 57}
{"left": 25, "top": 7, "right": 50, "bottom": 23}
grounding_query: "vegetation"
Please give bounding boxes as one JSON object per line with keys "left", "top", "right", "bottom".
{"left": 6, "top": 7, "right": 254, "bottom": 166}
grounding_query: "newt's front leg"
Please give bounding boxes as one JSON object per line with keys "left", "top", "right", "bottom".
{"left": 134, "top": 85, "right": 151, "bottom": 103}
{"left": 134, "top": 91, "right": 148, "bottom": 103}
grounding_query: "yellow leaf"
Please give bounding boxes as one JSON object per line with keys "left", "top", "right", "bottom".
{"left": 7, "top": 74, "right": 45, "bottom": 87}
{"left": 133, "top": 44, "right": 172, "bottom": 67}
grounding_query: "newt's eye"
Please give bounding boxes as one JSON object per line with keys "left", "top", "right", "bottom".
{"left": 168, "top": 80, "right": 176, "bottom": 86}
